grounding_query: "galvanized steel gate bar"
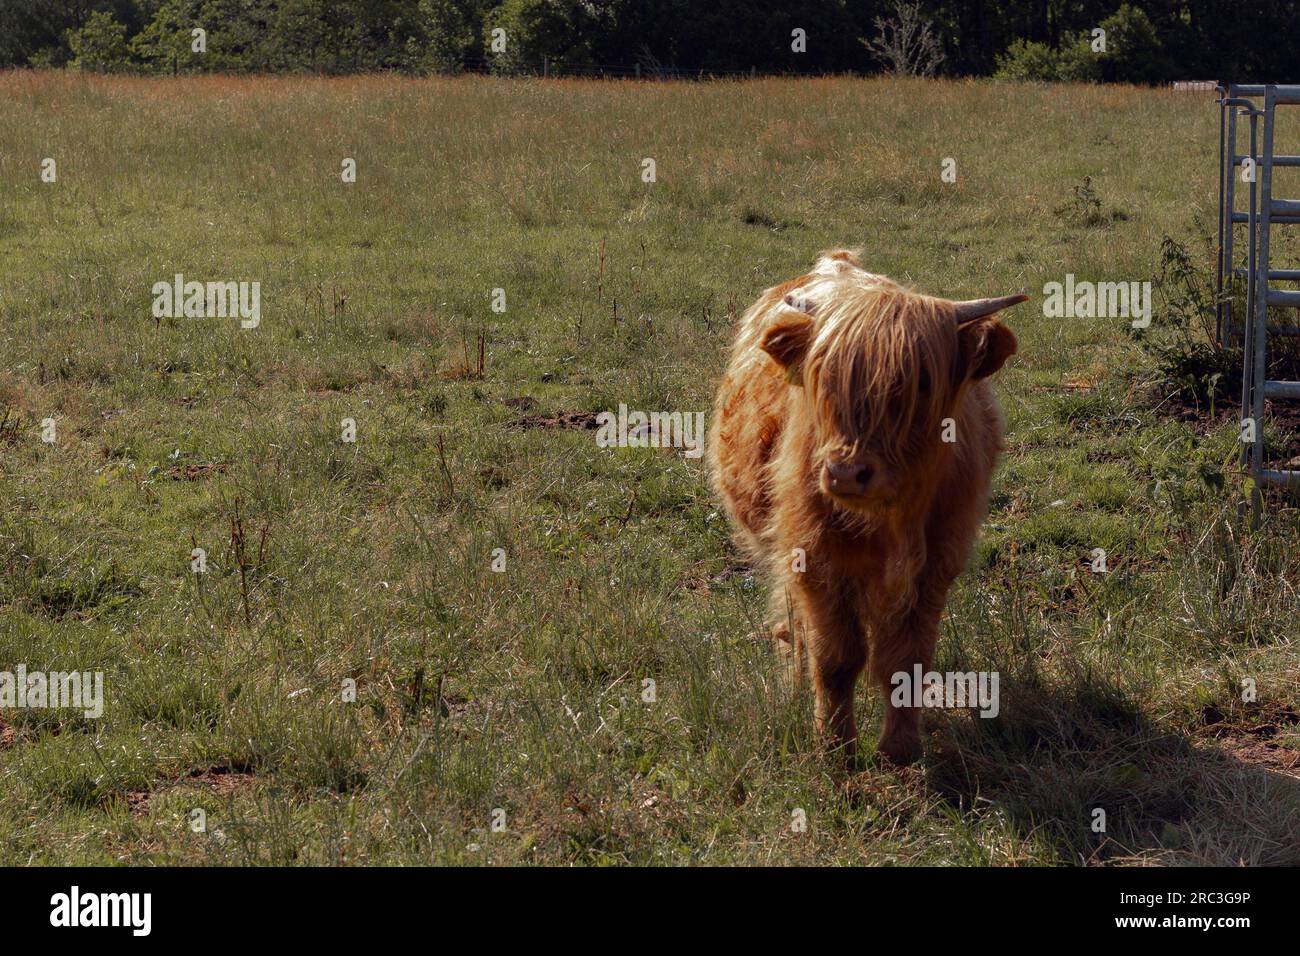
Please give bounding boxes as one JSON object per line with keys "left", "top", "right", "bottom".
{"left": 1216, "top": 83, "right": 1300, "bottom": 490}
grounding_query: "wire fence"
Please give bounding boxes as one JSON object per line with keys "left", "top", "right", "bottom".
{"left": 153, "top": 51, "right": 862, "bottom": 80}
{"left": 458, "top": 55, "right": 855, "bottom": 81}
{"left": 152, "top": 53, "right": 1223, "bottom": 85}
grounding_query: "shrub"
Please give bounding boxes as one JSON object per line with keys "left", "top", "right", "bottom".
{"left": 1096, "top": 4, "right": 1170, "bottom": 84}
{"left": 1057, "top": 34, "right": 1102, "bottom": 82}
{"left": 408, "top": 0, "right": 478, "bottom": 73}
{"left": 67, "top": 10, "right": 131, "bottom": 73}
{"left": 993, "top": 38, "right": 1060, "bottom": 81}
{"left": 130, "top": 0, "right": 204, "bottom": 74}
{"left": 1132, "top": 233, "right": 1238, "bottom": 411}
{"left": 994, "top": 5, "right": 1168, "bottom": 86}
{"left": 1054, "top": 176, "right": 1126, "bottom": 227}
{"left": 484, "top": 0, "right": 611, "bottom": 75}
{"left": 859, "top": 1, "right": 946, "bottom": 78}
{"left": 996, "top": 32, "right": 1101, "bottom": 83}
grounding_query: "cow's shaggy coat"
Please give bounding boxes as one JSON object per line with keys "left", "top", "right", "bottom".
{"left": 708, "top": 250, "right": 1025, "bottom": 765}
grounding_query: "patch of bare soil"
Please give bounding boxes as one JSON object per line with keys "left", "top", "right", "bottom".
{"left": 1150, "top": 389, "right": 1300, "bottom": 503}
{"left": 125, "top": 764, "right": 259, "bottom": 817}
{"left": 1252, "top": 401, "right": 1300, "bottom": 452}
{"left": 1147, "top": 388, "right": 1238, "bottom": 432}
{"left": 1152, "top": 385, "right": 1300, "bottom": 442}
{"left": 0, "top": 714, "right": 14, "bottom": 748}
{"left": 1217, "top": 737, "right": 1300, "bottom": 777}
{"left": 164, "top": 461, "right": 229, "bottom": 481}
{"left": 1198, "top": 702, "right": 1300, "bottom": 778}
{"left": 505, "top": 410, "right": 601, "bottom": 431}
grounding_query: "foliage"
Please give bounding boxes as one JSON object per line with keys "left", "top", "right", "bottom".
{"left": 1095, "top": 3, "right": 1170, "bottom": 84}
{"left": 0, "top": 0, "right": 1294, "bottom": 80}
{"left": 67, "top": 10, "right": 130, "bottom": 73}
{"left": 483, "top": 0, "right": 610, "bottom": 75}
{"left": 1132, "top": 234, "right": 1238, "bottom": 409}
{"left": 993, "top": 38, "right": 1060, "bottom": 81}
{"left": 995, "top": 5, "right": 1165, "bottom": 84}
{"left": 1054, "top": 176, "right": 1126, "bottom": 228}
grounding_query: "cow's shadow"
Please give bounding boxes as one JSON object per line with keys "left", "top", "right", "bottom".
{"left": 903, "top": 674, "right": 1300, "bottom": 865}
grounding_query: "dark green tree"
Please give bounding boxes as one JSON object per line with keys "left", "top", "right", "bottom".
{"left": 67, "top": 8, "right": 131, "bottom": 71}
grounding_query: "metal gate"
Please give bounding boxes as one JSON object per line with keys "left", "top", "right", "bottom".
{"left": 1216, "top": 83, "right": 1300, "bottom": 491}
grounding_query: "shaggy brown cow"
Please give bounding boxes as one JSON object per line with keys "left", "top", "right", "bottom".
{"left": 709, "top": 250, "right": 1026, "bottom": 765}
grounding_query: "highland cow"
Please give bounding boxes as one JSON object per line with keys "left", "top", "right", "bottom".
{"left": 709, "top": 250, "right": 1027, "bottom": 765}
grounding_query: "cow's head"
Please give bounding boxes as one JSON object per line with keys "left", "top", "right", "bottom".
{"left": 760, "top": 252, "right": 1026, "bottom": 511}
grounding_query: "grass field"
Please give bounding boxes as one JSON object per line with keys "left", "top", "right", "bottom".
{"left": 0, "top": 71, "right": 1298, "bottom": 866}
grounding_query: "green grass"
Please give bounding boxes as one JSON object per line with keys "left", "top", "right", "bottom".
{"left": 0, "top": 71, "right": 1298, "bottom": 865}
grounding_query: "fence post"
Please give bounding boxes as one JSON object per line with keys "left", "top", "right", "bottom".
{"left": 543, "top": 55, "right": 548, "bottom": 78}
{"left": 1216, "top": 87, "right": 1227, "bottom": 344}
{"left": 1252, "top": 88, "right": 1275, "bottom": 502}
{"left": 1225, "top": 102, "right": 1240, "bottom": 339}
{"left": 636, "top": 63, "right": 641, "bottom": 79}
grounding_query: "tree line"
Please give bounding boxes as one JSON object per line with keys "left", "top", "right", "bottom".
{"left": 1, "top": 0, "right": 1296, "bottom": 83}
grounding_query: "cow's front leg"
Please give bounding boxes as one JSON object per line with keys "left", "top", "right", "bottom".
{"left": 868, "top": 599, "right": 944, "bottom": 766}
{"left": 790, "top": 579, "right": 867, "bottom": 761}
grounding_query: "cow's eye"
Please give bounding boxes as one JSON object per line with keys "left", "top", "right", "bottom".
{"left": 917, "top": 367, "right": 931, "bottom": 393}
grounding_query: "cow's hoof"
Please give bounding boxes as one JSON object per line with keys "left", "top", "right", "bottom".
{"left": 874, "top": 738, "right": 923, "bottom": 768}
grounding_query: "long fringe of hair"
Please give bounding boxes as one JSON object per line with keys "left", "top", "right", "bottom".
{"left": 802, "top": 279, "right": 958, "bottom": 473}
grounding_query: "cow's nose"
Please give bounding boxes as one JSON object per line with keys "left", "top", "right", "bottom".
{"left": 824, "top": 459, "right": 873, "bottom": 496}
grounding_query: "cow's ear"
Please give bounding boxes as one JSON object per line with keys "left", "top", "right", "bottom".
{"left": 958, "top": 317, "right": 1017, "bottom": 381}
{"left": 760, "top": 313, "right": 814, "bottom": 376}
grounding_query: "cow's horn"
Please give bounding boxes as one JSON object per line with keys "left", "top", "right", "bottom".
{"left": 952, "top": 294, "right": 1029, "bottom": 323}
